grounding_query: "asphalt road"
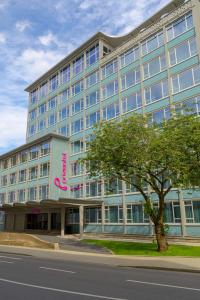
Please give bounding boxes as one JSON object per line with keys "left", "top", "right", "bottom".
{"left": 0, "top": 252, "right": 200, "bottom": 300}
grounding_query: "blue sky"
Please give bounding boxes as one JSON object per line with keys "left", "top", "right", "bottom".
{"left": 0, "top": 0, "right": 170, "bottom": 154}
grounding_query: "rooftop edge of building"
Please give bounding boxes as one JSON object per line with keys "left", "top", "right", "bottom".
{"left": 0, "top": 133, "right": 69, "bottom": 160}
{"left": 25, "top": 0, "right": 186, "bottom": 93}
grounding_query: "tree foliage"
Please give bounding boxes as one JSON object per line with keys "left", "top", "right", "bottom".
{"left": 82, "top": 114, "right": 200, "bottom": 251}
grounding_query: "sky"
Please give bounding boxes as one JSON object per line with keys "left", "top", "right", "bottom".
{"left": 0, "top": 0, "right": 170, "bottom": 155}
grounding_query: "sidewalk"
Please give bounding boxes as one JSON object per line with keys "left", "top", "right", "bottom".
{"left": 0, "top": 244, "right": 200, "bottom": 273}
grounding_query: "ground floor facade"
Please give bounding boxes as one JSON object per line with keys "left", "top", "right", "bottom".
{"left": 1, "top": 196, "right": 200, "bottom": 238}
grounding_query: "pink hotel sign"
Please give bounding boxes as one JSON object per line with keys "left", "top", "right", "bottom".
{"left": 54, "top": 153, "right": 82, "bottom": 191}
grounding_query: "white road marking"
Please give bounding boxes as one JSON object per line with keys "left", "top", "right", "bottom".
{"left": 126, "top": 279, "right": 200, "bottom": 292}
{"left": 0, "top": 277, "right": 127, "bottom": 300}
{"left": 0, "top": 255, "right": 22, "bottom": 260}
{"left": 39, "top": 266, "right": 76, "bottom": 274}
{"left": 0, "top": 261, "right": 14, "bottom": 264}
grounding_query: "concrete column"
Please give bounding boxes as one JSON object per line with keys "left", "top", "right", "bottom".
{"left": 79, "top": 205, "right": 84, "bottom": 239}
{"left": 48, "top": 212, "right": 51, "bottom": 232}
{"left": 61, "top": 207, "right": 65, "bottom": 237}
{"left": 178, "top": 189, "right": 186, "bottom": 237}
{"left": 122, "top": 182, "right": 127, "bottom": 234}
{"left": 101, "top": 202, "right": 105, "bottom": 233}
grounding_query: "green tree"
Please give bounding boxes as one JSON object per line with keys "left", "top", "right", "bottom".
{"left": 82, "top": 114, "right": 200, "bottom": 252}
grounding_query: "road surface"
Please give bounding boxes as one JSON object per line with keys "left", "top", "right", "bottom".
{"left": 0, "top": 251, "right": 200, "bottom": 299}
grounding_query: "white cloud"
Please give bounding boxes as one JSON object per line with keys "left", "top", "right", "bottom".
{"left": 38, "top": 32, "right": 57, "bottom": 46}
{"left": 0, "top": 105, "right": 27, "bottom": 154}
{"left": 12, "top": 48, "right": 64, "bottom": 82}
{"left": 0, "top": 32, "right": 6, "bottom": 43}
{"left": 15, "top": 20, "right": 31, "bottom": 32}
{"left": 79, "top": 0, "right": 94, "bottom": 10}
{"left": 0, "top": 0, "right": 9, "bottom": 10}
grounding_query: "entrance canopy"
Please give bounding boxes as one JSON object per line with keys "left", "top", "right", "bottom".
{"left": 0, "top": 198, "right": 103, "bottom": 211}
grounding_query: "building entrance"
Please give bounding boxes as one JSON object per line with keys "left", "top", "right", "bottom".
{"left": 25, "top": 213, "right": 48, "bottom": 230}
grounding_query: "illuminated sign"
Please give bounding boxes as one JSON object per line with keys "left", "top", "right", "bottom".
{"left": 54, "top": 153, "right": 82, "bottom": 191}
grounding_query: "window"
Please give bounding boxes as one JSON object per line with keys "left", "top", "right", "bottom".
{"left": 102, "top": 80, "right": 118, "bottom": 99}
{"left": 40, "top": 82, "right": 48, "bottom": 98}
{"left": 125, "top": 177, "right": 148, "bottom": 193}
{"left": 71, "top": 161, "right": 84, "bottom": 176}
{"left": 38, "top": 119, "right": 46, "bottom": 131}
{"left": 70, "top": 184, "right": 83, "bottom": 198}
{"left": 48, "top": 97, "right": 57, "bottom": 110}
{"left": 2, "top": 159, "right": 9, "bottom": 169}
{"left": 28, "top": 124, "right": 36, "bottom": 136}
{"left": 41, "top": 142, "right": 50, "bottom": 156}
{"left": 102, "top": 59, "right": 118, "bottom": 78}
{"left": 71, "top": 139, "right": 84, "bottom": 154}
{"left": 39, "top": 185, "right": 49, "bottom": 200}
{"left": 71, "top": 118, "right": 84, "bottom": 134}
{"left": 48, "top": 113, "right": 57, "bottom": 126}
{"left": 68, "top": 208, "right": 79, "bottom": 223}
{"left": 86, "top": 44, "right": 99, "bottom": 66}
{"left": 29, "top": 166, "right": 38, "bottom": 180}
{"left": 143, "top": 54, "right": 166, "bottom": 79}
{"left": 19, "top": 169, "right": 26, "bottom": 182}
{"left": 169, "top": 37, "right": 197, "bottom": 66}
{"left": 103, "top": 101, "right": 119, "bottom": 120}
{"left": 121, "top": 67, "right": 140, "bottom": 90}
{"left": 85, "top": 207, "right": 101, "bottom": 223}
{"left": 29, "top": 109, "right": 37, "bottom": 120}
{"left": 148, "top": 106, "right": 171, "bottom": 124}
{"left": 164, "top": 201, "right": 181, "bottom": 223}
{"left": 10, "top": 172, "right": 17, "bottom": 185}
{"left": 1, "top": 175, "right": 7, "bottom": 186}
{"left": 120, "top": 46, "right": 139, "bottom": 67}
{"left": 105, "top": 206, "right": 123, "bottom": 223}
{"left": 175, "top": 96, "right": 200, "bottom": 115}
{"left": 167, "top": 12, "right": 193, "bottom": 41}
{"left": 20, "top": 150, "right": 28, "bottom": 163}
{"left": 73, "top": 55, "right": 84, "bottom": 76}
{"left": 0, "top": 193, "right": 6, "bottom": 204}
{"left": 185, "top": 200, "right": 200, "bottom": 223}
{"left": 172, "top": 65, "right": 200, "bottom": 94}
{"left": 28, "top": 187, "right": 37, "bottom": 201}
{"left": 86, "top": 71, "right": 99, "bottom": 88}
{"left": 60, "top": 88, "right": 70, "bottom": 103}
{"left": 49, "top": 75, "right": 58, "bottom": 92}
{"left": 86, "top": 181, "right": 101, "bottom": 197}
{"left": 127, "top": 204, "right": 149, "bottom": 223}
{"left": 39, "top": 103, "right": 46, "bottom": 115}
{"left": 86, "top": 111, "right": 100, "bottom": 128}
{"left": 8, "top": 191, "right": 15, "bottom": 203}
{"left": 11, "top": 155, "right": 17, "bottom": 167}
{"left": 61, "top": 65, "right": 70, "bottom": 84}
{"left": 144, "top": 79, "right": 168, "bottom": 104}
{"left": 122, "top": 91, "right": 142, "bottom": 113}
{"left": 18, "top": 189, "right": 26, "bottom": 203}
{"left": 104, "top": 179, "right": 122, "bottom": 195}
{"left": 30, "top": 89, "right": 38, "bottom": 104}
{"left": 40, "top": 162, "right": 50, "bottom": 177}
{"left": 58, "top": 125, "right": 69, "bottom": 137}
{"left": 30, "top": 146, "right": 38, "bottom": 160}
{"left": 86, "top": 90, "right": 100, "bottom": 107}
{"left": 72, "top": 80, "right": 84, "bottom": 96}
{"left": 59, "top": 106, "right": 69, "bottom": 120}
{"left": 72, "top": 99, "right": 84, "bottom": 115}
{"left": 142, "top": 31, "right": 164, "bottom": 55}
{"left": 85, "top": 134, "right": 95, "bottom": 151}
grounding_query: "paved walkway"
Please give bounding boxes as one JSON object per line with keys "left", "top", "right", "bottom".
{"left": 0, "top": 244, "right": 200, "bottom": 272}
{"left": 35, "top": 234, "right": 111, "bottom": 254}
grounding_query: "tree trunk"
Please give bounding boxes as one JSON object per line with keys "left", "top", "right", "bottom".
{"left": 155, "top": 222, "right": 168, "bottom": 252}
